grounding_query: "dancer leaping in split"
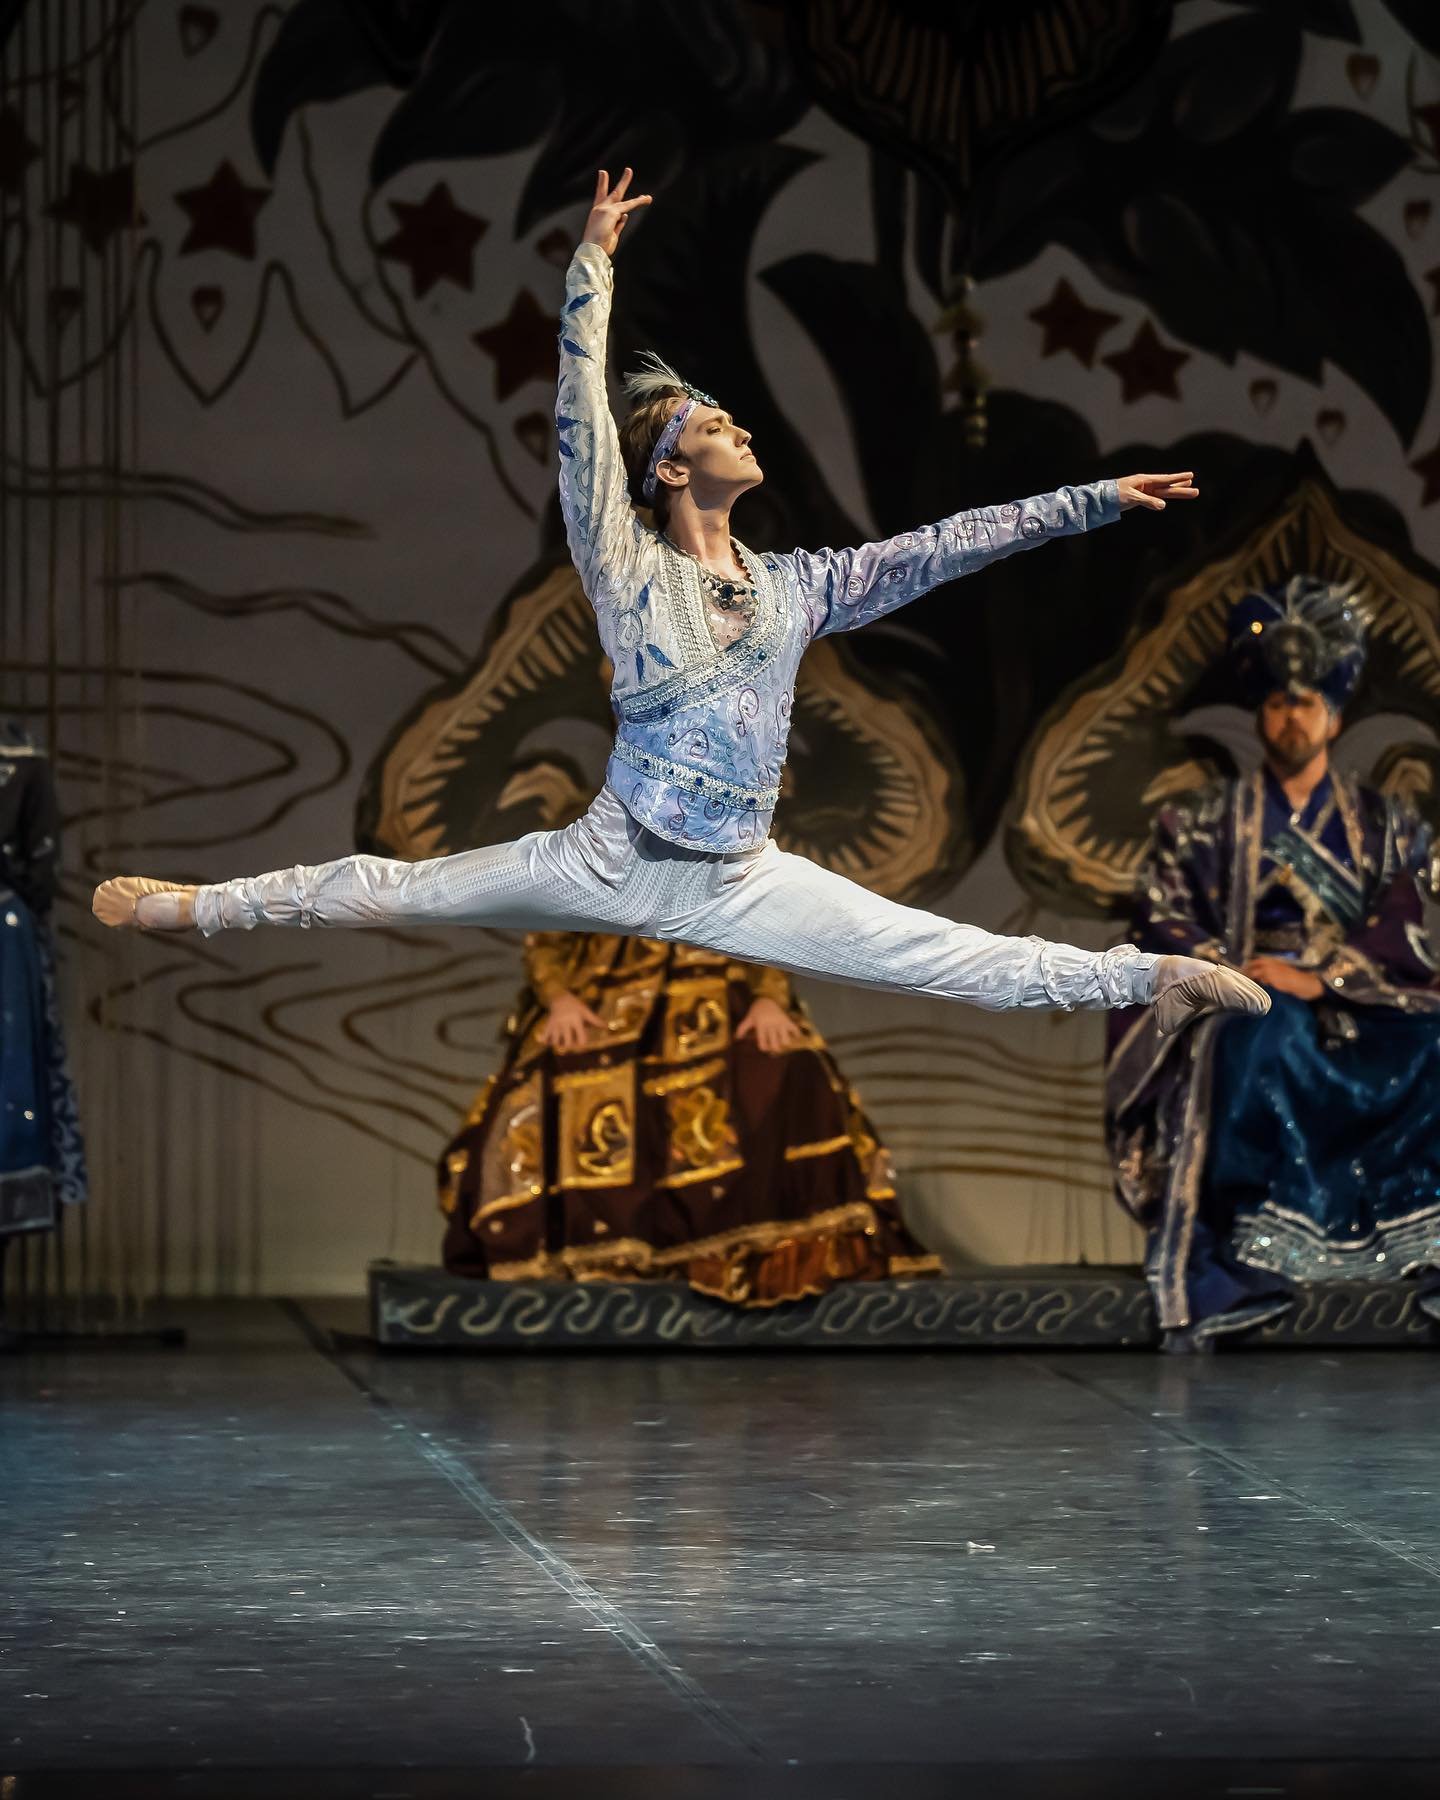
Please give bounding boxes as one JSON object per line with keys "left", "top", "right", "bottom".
{"left": 94, "top": 169, "right": 1267, "bottom": 1040}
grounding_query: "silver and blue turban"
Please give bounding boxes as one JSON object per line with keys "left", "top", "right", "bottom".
{"left": 1227, "top": 575, "right": 1367, "bottom": 710}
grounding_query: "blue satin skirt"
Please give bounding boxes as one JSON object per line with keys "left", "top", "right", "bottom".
{"left": 1187, "top": 993, "right": 1440, "bottom": 1327}
{"left": 1, "top": 886, "right": 87, "bottom": 1235}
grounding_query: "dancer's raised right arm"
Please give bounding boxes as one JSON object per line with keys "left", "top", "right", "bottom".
{"left": 555, "top": 168, "right": 652, "bottom": 604}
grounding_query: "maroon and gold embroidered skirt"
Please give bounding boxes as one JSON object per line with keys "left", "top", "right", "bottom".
{"left": 438, "top": 937, "right": 938, "bottom": 1306}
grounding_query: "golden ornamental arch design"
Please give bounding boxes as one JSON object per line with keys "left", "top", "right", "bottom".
{"left": 1007, "top": 478, "right": 1440, "bottom": 917}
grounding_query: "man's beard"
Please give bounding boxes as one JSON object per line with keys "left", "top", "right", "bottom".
{"left": 1265, "top": 725, "right": 1325, "bottom": 775}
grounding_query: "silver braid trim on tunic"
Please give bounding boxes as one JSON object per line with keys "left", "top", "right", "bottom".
{"left": 615, "top": 542, "right": 782, "bottom": 724}
{"left": 609, "top": 738, "right": 781, "bottom": 810}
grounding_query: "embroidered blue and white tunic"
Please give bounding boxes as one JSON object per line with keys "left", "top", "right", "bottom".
{"left": 556, "top": 241, "right": 1120, "bottom": 853}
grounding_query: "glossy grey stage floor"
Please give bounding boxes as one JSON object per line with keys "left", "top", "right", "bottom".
{"left": 4, "top": 1301, "right": 1440, "bottom": 1799}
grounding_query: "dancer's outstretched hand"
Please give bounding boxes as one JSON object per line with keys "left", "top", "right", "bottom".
{"left": 581, "top": 167, "right": 652, "bottom": 259}
{"left": 1117, "top": 472, "right": 1199, "bottom": 510}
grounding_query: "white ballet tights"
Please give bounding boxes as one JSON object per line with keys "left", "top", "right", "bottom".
{"left": 192, "top": 786, "right": 1158, "bottom": 1014}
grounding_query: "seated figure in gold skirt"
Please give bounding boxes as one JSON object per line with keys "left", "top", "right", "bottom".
{"left": 438, "top": 931, "right": 940, "bottom": 1305}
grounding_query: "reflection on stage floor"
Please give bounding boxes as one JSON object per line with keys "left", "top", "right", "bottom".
{"left": 4, "top": 1300, "right": 1439, "bottom": 1796}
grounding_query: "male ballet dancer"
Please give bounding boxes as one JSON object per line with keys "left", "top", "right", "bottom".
{"left": 94, "top": 169, "right": 1266, "bottom": 1040}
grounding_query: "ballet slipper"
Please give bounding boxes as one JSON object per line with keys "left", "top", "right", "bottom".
{"left": 134, "top": 890, "right": 197, "bottom": 930}
{"left": 92, "top": 876, "right": 198, "bottom": 932}
{"left": 1152, "top": 955, "right": 1270, "bottom": 1039}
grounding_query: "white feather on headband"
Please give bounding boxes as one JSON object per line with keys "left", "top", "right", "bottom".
{"left": 622, "top": 350, "right": 716, "bottom": 408}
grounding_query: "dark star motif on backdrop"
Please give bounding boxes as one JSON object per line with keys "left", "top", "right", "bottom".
{"left": 1102, "top": 318, "right": 1191, "bottom": 403}
{"left": 377, "top": 182, "right": 488, "bottom": 299}
{"left": 0, "top": 107, "right": 39, "bottom": 193}
{"left": 1410, "top": 438, "right": 1440, "bottom": 507}
{"left": 45, "top": 163, "right": 146, "bottom": 254}
{"left": 1027, "top": 277, "right": 1121, "bottom": 368}
{"left": 471, "top": 290, "right": 559, "bottom": 400}
{"left": 175, "top": 160, "right": 271, "bottom": 259}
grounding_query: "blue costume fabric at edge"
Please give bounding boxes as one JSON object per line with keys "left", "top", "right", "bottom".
{"left": 1, "top": 723, "right": 87, "bottom": 1237}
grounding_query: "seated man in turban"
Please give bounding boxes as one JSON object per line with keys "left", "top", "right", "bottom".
{"left": 439, "top": 931, "right": 939, "bottom": 1306}
{"left": 1107, "top": 578, "right": 1440, "bottom": 1346}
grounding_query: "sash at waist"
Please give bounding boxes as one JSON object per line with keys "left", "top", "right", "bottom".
{"left": 609, "top": 738, "right": 780, "bottom": 810}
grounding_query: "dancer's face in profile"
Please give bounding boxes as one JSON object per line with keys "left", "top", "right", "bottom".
{"left": 660, "top": 404, "right": 763, "bottom": 504}
{"left": 1257, "top": 686, "right": 1338, "bottom": 776}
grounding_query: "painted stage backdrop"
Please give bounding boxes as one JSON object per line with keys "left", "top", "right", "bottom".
{"left": 5, "top": 0, "right": 1440, "bottom": 1296}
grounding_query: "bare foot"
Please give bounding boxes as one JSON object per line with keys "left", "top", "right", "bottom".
{"left": 1152, "top": 956, "right": 1270, "bottom": 1038}
{"left": 93, "top": 877, "right": 198, "bottom": 932}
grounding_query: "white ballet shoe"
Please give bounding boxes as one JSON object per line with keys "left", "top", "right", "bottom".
{"left": 1152, "top": 956, "right": 1270, "bottom": 1038}
{"left": 92, "top": 876, "right": 198, "bottom": 932}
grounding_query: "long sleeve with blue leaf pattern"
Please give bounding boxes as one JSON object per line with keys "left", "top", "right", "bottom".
{"left": 782, "top": 482, "right": 1121, "bottom": 639}
{"left": 555, "top": 244, "right": 648, "bottom": 607}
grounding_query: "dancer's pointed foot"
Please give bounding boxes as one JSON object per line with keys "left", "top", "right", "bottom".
{"left": 92, "top": 876, "right": 198, "bottom": 932}
{"left": 1152, "top": 955, "right": 1269, "bottom": 1038}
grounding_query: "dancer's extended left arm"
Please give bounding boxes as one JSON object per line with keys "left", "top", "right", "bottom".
{"left": 788, "top": 473, "right": 1198, "bottom": 639}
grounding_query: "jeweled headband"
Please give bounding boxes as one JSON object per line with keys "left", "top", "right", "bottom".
{"left": 623, "top": 351, "right": 718, "bottom": 503}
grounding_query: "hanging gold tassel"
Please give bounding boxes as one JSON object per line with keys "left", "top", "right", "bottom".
{"left": 935, "top": 272, "right": 989, "bottom": 451}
